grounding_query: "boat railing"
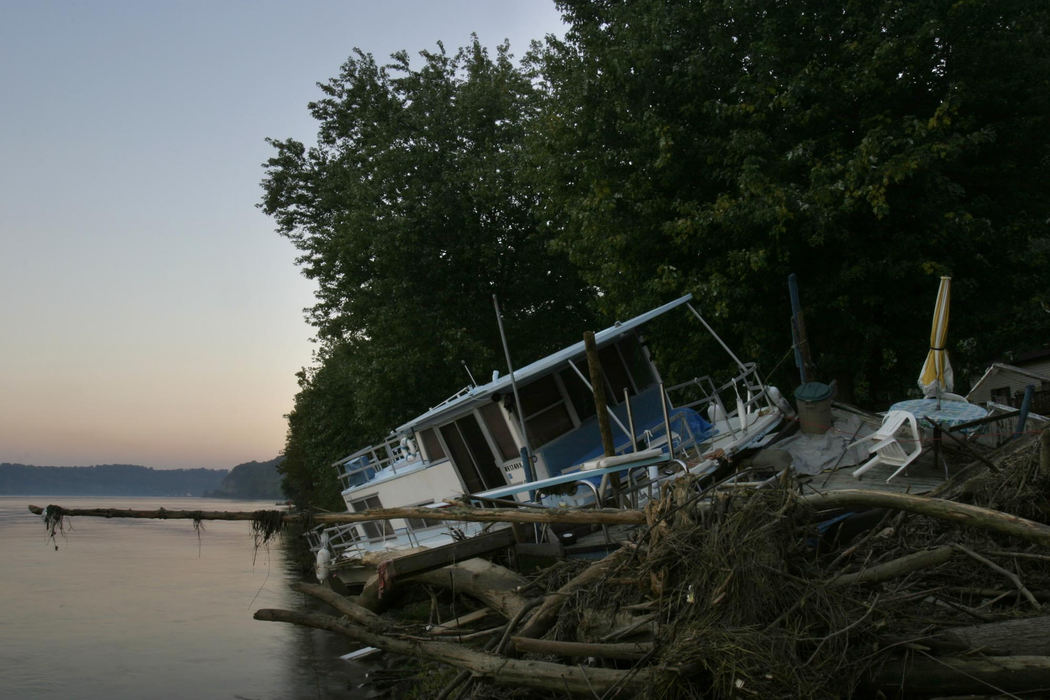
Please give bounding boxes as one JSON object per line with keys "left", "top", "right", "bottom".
{"left": 427, "top": 385, "right": 476, "bottom": 412}
{"left": 335, "top": 433, "right": 421, "bottom": 487}
{"left": 312, "top": 518, "right": 444, "bottom": 560}
{"left": 666, "top": 362, "right": 774, "bottom": 422}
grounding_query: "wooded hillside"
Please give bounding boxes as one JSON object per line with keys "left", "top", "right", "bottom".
{"left": 0, "top": 463, "right": 226, "bottom": 497}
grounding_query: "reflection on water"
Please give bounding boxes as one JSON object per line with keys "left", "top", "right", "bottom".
{"left": 0, "top": 497, "right": 375, "bottom": 699}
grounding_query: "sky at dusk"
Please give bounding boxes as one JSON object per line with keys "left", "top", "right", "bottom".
{"left": 0, "top": 1, "right": 566, "bottom": 469}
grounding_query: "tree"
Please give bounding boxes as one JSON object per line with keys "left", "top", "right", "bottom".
{"left": 263, "top": 38, "right": 596, "bottom": 505}
{"left": 279, "top": 342, "right": 364, "bottom": 511}
{"left": 532, "top": 0, "right": 1050, "bottom": 404}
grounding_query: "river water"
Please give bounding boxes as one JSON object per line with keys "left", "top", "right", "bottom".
{"left": 0, "top": 496, "right": 377, "bottom": 699}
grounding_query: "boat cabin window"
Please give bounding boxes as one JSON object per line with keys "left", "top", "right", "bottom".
{"left": 623, "top": 337, "right": 657, "bottom": 388}
{"left": 405, "top": 501, "right": 441, "bottom": 531}
{"left": 418, "top": 427, "right": 445, "bottom": 461}
{"left": 560, "top": 368, "right": 596, "bottom": 422}
{"left": 519, "top": 374, "right": 575, "bottom": 447}
{"left": 599, "top": 344, "right": 636, "bottom": 401}
{"left": 479, "top": 402, "right": 518, "bottom": 460}
{"left": 350, "top": 495, "right": 395, "bottom": 540}
{"left": 440, "top": 416, "right": 506, "bottom": 493}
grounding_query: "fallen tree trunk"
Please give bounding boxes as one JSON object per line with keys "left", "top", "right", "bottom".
{"left": 291, "top": 582, "right": 390, "bottom": 631}
{"left": 517, "top": 546, "right": 633, "bottom": 640}
{"left": 872, "top": 654, "right": 1050, "bottom": 695}
{"left": 930, "top": 615, "right": 1050, "bottom": 656}
{"left": 804, "top": 490, "right": 1050, "bottom": 547}
{"left": 29, "top": 503, "right": 647, "bottom": 527}
{"left": 511, "top": 636, "right": 653, "bottom": 660}
{"left": 254, "top": 608, "right": 653, "bottom": 696}
{"left": 356, "top": 557, "right": 531, "bottom": 618}
{"left": 828, "top": 546, "right": 955, "bottom": 587}
{"left": 29, "top": 504, "right": 285, "bottom": 521}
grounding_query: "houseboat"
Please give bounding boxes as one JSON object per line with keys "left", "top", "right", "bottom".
{"left": 315, "top": 295, "right": 787, "bottom": 578}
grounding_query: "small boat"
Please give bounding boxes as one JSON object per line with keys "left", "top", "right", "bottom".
{"left": 309, "top": 294, "right": 787, "bottom": 584}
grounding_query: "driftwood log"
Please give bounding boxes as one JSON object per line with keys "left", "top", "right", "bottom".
{"left": 290, "top": 582, "right": 390, "bottom": 631}
{"left": 355, "top": 557, "right": 531, "bottom": 616}
{"left": 516, "top": 545, "right": 633, "bottom": 640}
{"left": 873, "top": 655, "right": 1050, "bottom": 695}
{"left": 930, "top": 615, "right": 1050, "bottom": 656}
{"left": 28, "top": 503, "right": 647, "bottom": 526}
{"left": 511, "top": 636, "right": 653, "bottom": 661}
{"left": 828, "top": 545, "right": 955, "bottom": 587}
{"left": 804, "top": 489, "right": 1050, "bottom": 546}
{"left": 253, "top": 608, "right": 654, "bottom": 696}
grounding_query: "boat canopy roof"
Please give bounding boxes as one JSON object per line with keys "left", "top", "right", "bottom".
{"left": 396, "top": 294, "right": 693, "bottom": 434}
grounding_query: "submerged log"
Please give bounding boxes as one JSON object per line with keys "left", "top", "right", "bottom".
{"left": 254, "top": 608, "right": 654, "bottom": 696}
{"left": 291, "top": 582, "right": 389, "bottom": 631}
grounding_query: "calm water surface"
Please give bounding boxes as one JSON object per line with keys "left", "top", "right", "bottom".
{"left": 0, "top": 496, "right": 376, "bottom": 699}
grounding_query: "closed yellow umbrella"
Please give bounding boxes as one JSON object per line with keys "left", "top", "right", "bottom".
{"left": 919, "top": 276, "right": 953, "bottom": 398}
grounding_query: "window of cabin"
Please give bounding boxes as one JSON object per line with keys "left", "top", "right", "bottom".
{"left": 527, "top": 403, "right": 576, "bottom": 447}
{"left": 599, "top": 343, "right": 635, "bottom": 401}
{"left": 519, "top": 374, "right": 575, "bottom": 447}
{"left": 405, "top": 500, "right": 440, "bottom": 531}
{"left": 990, "top": 386, "right": 1012, "bottom": 406}
{"left": 520, "top": 374, "right": 561, "bottom": 415}
{"left": 560, "top": 368, "right": 596, "bottom": 422}
{"left": 622, "top": 336, "right": 656, "bottom": 388}
{"left": 350, "top": 495, "right": 394, "bottom": 540}
{"left": 479, "top": 402, "right": 519, "bottom": 460}
{"left": 418, "top": 427, "right": 445, "bottom": 461}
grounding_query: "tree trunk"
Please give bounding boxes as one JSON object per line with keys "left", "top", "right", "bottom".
{"left": 517, "top": 546, "right": 633, "bottom": 639}
{"left": 291, "top": 582, "right": 390, "bottom": 631}
{"left": 29, "top": 503, "right": 647, "bottom": 526}
{"left": 804, "top": 490, "right": 1050, "bottom": 547}
{"left": 872, "top": 654, "right": 1050, "bottom": 695}
{"left": 254, "top": 608, "right": 654, "bottom": 696}
{"left": 929, "top": 615, "right": 1050, "bottom": 656}
{"left": 828, "top": 546, "right": 955, "bottom": 587}
{"left": 511, "top": 636, "right": 653, "bottom": 660}
{"left": 356, "top": 557, "right": 530, "bottom": 618}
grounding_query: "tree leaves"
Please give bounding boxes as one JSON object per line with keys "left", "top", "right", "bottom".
{"left": 264, "top": 2, "right": 1050, "bottom": 505}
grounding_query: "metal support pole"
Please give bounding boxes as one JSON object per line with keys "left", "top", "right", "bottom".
{"left": 660, "top": 382, "right": 675, "bottom": 461}
{"left": 624, "top": 388, "right": 638, "bottom": 453}
{"left": 1015, "top": 384, "right": 1035, "bottom": 440}
{"left": 492, "top": 295, "right": 535, "bottom": 491}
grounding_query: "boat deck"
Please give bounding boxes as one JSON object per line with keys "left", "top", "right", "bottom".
{"left": 804, "top": 456, "right": 949, "bottom": 496}
{"left": 565, "top": 416, "right": 970, "bottom": 554}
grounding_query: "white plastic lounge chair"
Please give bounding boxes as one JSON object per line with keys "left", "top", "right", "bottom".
{"left": 850, "top": 410, "right": 923, "bottom": 482}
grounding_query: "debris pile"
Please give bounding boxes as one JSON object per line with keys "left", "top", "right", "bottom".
{"left": 257, "top": 430, "right": 1050, "bottom": 698}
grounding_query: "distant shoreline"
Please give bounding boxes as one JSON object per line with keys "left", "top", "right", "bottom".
{"left": 1, "top": 459, "right": 284, "bottom": 500}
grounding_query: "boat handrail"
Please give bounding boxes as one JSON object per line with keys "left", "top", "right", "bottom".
{"left": 336, "top": 433, "right": 423, "bottom": 485}
{"left": 426, "top": 385, "right": 476, "bottom": 412}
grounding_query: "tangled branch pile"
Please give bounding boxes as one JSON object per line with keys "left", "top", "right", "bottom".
{"left": 256, "top": 430, "right": 1050, "bottom": 698}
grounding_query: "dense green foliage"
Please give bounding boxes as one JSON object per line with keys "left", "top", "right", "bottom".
{"left": 264, "top": 2, "right": 1050, "bottom": 507}
{"left": 534, "top": 0, "right": 1050, "bottom": 401}
{"left": 204, "top": 458, "right": 284, "bottom": 500}
{"left": 262, "top": 39, "right": 596, "bottom": 507}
